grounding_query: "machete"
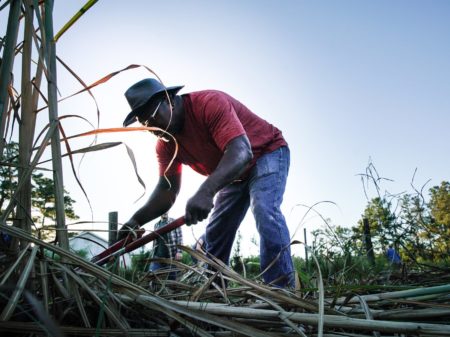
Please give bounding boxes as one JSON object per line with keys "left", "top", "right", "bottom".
{"left": 91, "top": 216, "right": 186, "bottom": 266}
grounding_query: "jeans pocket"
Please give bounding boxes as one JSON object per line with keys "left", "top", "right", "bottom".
{"left": 255, "top": 149, "right": 281, "bottom": 178}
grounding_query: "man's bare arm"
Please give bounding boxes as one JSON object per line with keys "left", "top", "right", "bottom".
{"left": 117, "top": 174, "right": 181, "bottom": 240}
{"left": 185, "top": 134, "right": 253, "bottom": 225}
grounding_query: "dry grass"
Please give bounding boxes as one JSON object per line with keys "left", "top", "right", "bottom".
{"left": 1, "top": 223, "right": 450, "bottom": 337}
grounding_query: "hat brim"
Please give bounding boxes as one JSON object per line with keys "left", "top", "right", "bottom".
{"left": 123, "top": 85, "right": 184, "bottom": 127}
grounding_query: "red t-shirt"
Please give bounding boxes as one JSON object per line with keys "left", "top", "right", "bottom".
{"left": 156, "top": 90, "right": 287, "bottom": 178}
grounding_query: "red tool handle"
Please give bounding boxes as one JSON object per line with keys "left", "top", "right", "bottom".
{"left": 90, "top": 229, "right": 143, "bottom": 263}
{"left": 93, "top": 216, "right": 186, "bottom": 266}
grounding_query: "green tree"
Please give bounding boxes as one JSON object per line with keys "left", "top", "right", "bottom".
{"left": 427, "top": 181, "right": 450, "bottom": 257}
{"left": 354, "top": 197, "right": 397, "bottom": 253}
{"left": 1, "top": 142, "right": 79, "bottom": 241}
{"left": 0, "top": 142, "right": 19, "bottom": 214}
{"left": 398, "top": 193, "right": 434, "bottom": 261}
{"left": 429, "top": 181, "right": 450, "bottom": 226}
{"left": 231, "top": 231, "right": 243, "bottom": 273}
{"left": 396, "top": 182, "right": 450, "bottom": 261}
{"left": 31, "top": 172, "right": 79, "bottom": 241}
{"left": 312, "top": 223, "right": 356, "bottom": 257}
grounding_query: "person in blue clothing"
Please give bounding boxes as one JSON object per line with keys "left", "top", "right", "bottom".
{"left": 386, "top": 244, "right": 402, "bottom": 266}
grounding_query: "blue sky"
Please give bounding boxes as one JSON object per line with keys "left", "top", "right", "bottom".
{"left": 3, "top": 1, "right": 449, "bottom": 255}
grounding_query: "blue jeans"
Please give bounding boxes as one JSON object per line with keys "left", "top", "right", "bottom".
{"left": 205, "top": 146, "right": 294, "bottom": 287}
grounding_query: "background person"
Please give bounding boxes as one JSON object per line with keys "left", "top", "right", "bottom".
{"left": 149, "top": 213, "right": 183, "bottom": 280}
{"left": 386, "top": 244, "right": 402, "bottom": 266}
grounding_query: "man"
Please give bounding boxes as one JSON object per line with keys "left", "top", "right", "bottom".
{"left": 118, "top": 78, "right": 294, "bottom": 287}
{"left": 150, "top": 213, "right": 183, "bottom": 280}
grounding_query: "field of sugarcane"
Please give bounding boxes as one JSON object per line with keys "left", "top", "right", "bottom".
{"left": 1, "top": 1, "right": 450, "bottom": 336}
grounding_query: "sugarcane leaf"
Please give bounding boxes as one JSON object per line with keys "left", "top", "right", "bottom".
{"left": 59, "top": 123, "right": 93, "bottom": 217}
{"left": 53, "top": 0, "right": 99, "bottom": 42}
{"left": 308, "top": 245, "right": 325, "bottom": 337}
{"left": 57, "top": 56, "right": 101, "bottom": 129}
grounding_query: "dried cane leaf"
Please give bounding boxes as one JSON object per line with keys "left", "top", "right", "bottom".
{"left": 23, "top": 290, "right": 67, "bottom": 337}
{"left": 58, "top": 123, "right": 93, "bottom": 216}
{"left": 309, "top": 247, "right": 325, "bottom": 337}
{"left": 56, "top": 263, "right": 129, "bottom": 331}
{"left": 56, "top": 56, "right": 101, "bottom": 128}
{"left": 0, "top": 245, "right": 38, "bottom": 320}
{"left": 183, "top": 246, "right": 320, "bottom": 312}
{"left": 0, "top": 243, "right": 31, "bottom": 286}
{"left": 70, "top": 280, "right": 91, "bottom": 328}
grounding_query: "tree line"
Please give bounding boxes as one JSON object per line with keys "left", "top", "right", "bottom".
{"left": 312, "top": 181, "right": 450, "bottom": 266}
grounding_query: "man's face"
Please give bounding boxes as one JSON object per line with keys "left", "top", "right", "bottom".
{"left": 136, "top": 97, "right": 180, "bottom": 135}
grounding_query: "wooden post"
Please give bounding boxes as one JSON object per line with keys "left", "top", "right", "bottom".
{"left": 108, "top": 212, "right": 118, "bottom": 246}
{"left": 363, "top": 218, "right": 375, "bottom": 266}
{"left": 304, "top": 228, "right": 309, "bottom": 271}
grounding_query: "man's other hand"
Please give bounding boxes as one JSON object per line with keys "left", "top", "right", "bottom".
{"left": 185, "top": 188, "right": 214, "bottom": 226}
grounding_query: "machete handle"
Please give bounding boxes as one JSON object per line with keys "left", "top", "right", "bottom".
{"left": 94, "top": 216, "right": 186, "bottom": 266}
{"left": 90, "top": 227, "right": 144, "bottom": 263}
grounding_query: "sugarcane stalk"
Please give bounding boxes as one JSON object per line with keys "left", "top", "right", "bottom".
{"left": 39, "top": 260, "right": 49, "bottom": 313}
{"left": 128, "top": 291, "right": 270, "bottom": 337}
{"left": 43, "top": 0, "right": 69, "bottom": 250}
{"left": 0, "top": 322, "right": 169, "bottom": 336}
{"left": 169, "top": 300, "right": 450, "bottom": 335}
{"left": 16, "top": 0, "right": 37, "bottom": 249}
{"left": 337, "top": 283, "right": 450, "bottom": 304}
{"left": 0, "top": 0, "right": 21, "bottom": 157}
{"left": 375, "top": 307, "right": 450, "bottom": 320}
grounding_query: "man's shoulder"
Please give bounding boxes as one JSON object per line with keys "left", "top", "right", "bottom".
{"left": 184, "top": 90, "right": 232, "bottom": 103}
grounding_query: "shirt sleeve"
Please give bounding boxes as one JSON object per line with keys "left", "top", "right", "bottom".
{"left": 202, "top": 93, "right": 246, "bottom": 151}
{"left": 176, "top": 227, "right": 183, "bottom": 254}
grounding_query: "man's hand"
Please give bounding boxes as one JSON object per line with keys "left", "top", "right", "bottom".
{"left": 184, "top": 135, "right": 252, "bottom": 226}
{"left": 116, "top": 220, "right": 141, "bottom": 242}
{"left": 185, "top": 187, "right": 214, "bottom": 226}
